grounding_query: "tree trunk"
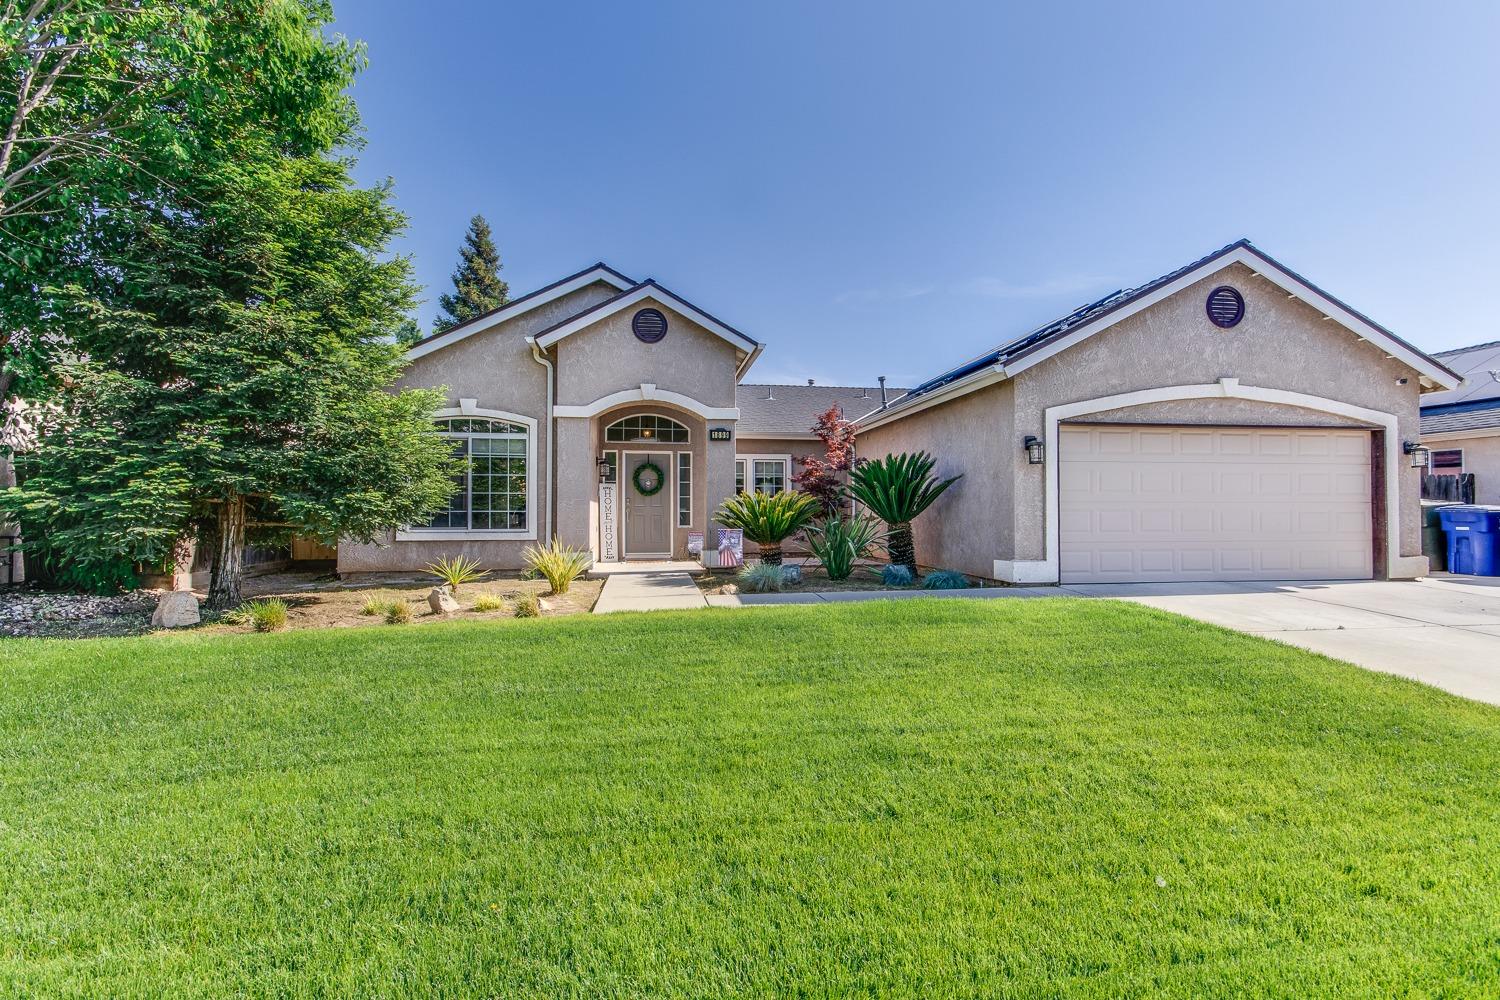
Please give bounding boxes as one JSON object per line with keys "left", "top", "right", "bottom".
{"left": 207, "top": 495, "right": 247, "bottom": 609}
{"left": 759, "top": 542, "right": 783, "bottom": 566}
{"left": 887, "top": 521, "right": 915, "bottom": 575}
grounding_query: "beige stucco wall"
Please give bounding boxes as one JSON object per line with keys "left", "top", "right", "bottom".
{"left": 1421, "top": 430, "right": 1500, "bottom": 505}
{"left": 1008, "top": 261, "right": 1425, "bottom": 568}
{"left": 555, "top": 298, "right": 739, "bottom": 409}
{"left": 857, "top": 379, "right": 1015, "bottom": 580}
{"left": 338, "top": 281, "right": 619, "bottom": 573}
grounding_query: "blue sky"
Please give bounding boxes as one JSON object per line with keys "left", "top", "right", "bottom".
{"left": 335, "top": 1, "right": 1500, "bottom": 386}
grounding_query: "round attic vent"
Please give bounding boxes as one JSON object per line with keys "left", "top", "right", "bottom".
{"left": 632, "top": 308, "right": 668, "bottom": 343}
{"left": 1206, "top": 285, "right": 1245, "bottom": 328}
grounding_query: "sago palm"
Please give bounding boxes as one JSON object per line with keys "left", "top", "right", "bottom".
{"left": 848, "top": 451, "right": 961, "bottom": 575}
{"left": 714, "top": 490, "right": 820, "bottom": 566}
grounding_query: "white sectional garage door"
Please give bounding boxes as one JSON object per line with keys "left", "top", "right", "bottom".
{"left": 1058, "top": 424, "right": 1373, "bottom": 584}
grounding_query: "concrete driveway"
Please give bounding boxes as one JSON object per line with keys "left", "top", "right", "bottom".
{"left": 1062, "top": 576, "right": 1500, "bottom": 706}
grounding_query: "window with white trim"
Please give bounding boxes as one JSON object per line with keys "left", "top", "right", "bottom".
{"left": 736, "top": 455, "right": 790, "bottom": 495}
{"left": 735, "top": 459, "right": 746, "bottom": 494}
{"left": 1429, "top": 448, "right": 1464, "bottom": 474}
{"left": 427, "top": 417, "right": 529, "bottom": 531}
{"left": 677, "top": 452, "right": 692, "bottom": 527}
{"left": 605, "top": 414, "right": 689, "bottom": 443}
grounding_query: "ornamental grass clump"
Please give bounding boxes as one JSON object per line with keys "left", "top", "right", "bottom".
{"left": 738, "top": 563, "right": 786, "bottom": 594}
{"left": 425, "top": 555, "right": 487, "bottom": 593}
{"left": 385, "top": 601, "right": 412, "bottom": 625}
{"left": 849, "top": 451, "right": 962, "bottom": 576}
{"left": 804, "top": 513, "right": 886, "bottom": 581}
{"left": 922, "top": 569, "right": 969, "bottom": 590}
{"left": 471, "top": 592, "right": 506, "bottom": 613}
{"left": 881, "top": 564, "right": 915, "bottom": 587}
{"left": 359, "top": 597, "right": 385, "bottom": 616}
{"left": 523, "top": 539, "right": 591, "bottom": 595}
{"left": 714, "top": 490, "right": 820, "bottom": 566}
{"left": 513, "top": 593, "right": 541, "bottom": 618}
{"left": 246, "top": 599, "right": 289, "bottom": 632}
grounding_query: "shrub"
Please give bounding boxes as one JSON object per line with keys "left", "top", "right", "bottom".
{"left": 848, "top": 452, "right": 962, "bottom": 576}
{"left": 513, "top": 592, "right": 541, "bottom": 618}
{"left": 246, "top": 598, "right": 289, "bottom": 632}
{"left": 714, "top": 490, "right": 821, "bottom": 565}
{"left": 385, "top": 601, "right": 412, "bottom": 624}
{"left": 922, "top": 569, "right": 969, "bottom": 590}
{"left": 804, "top": 513, "right": 886, "bottom": 581}
{"left": 471, "top": 592, "right": 505, "bottom": 612}
{"left": 523, "top": 538, "right": 591, "bottom": 595}
{"left": 425, "top": 555, "right": 487, "bottom": 593}
{"left": 881, "top": 564, "right": 915, "bottom": 587}
{"left": 359, "top": 596, "right": 386, "bottom": 616}
{"left": 738, "top": 563, "right": 786, "bottom": 593}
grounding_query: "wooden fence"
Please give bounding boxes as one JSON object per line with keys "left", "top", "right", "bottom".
{"left": 1422, "top": 472, "right": 1477, "bottom": 504}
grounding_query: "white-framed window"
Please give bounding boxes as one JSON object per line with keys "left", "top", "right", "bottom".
{"left": 398, "top": 407, "right": 538, "bottom": 541}
{"left": 605, "top": 414, "right": 689, "bottom": 444}
{"left": 736, "top": 454, "right": 791, "bottom": 495}
{"left": 1429, "top": 448, "right": 1464, "bottom": 474}
{"left": 677, "top": 452, "right": 692, "bottom": 527}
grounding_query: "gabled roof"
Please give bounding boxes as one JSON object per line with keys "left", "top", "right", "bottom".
{"left": 532, "top": 280, "right": 764, "bottom": 377}
{"left": 1421, "top": 397, "right": 1500, "bottom": 435}
{"left": 736, "top": 383, "right": 908, "bottom": 438}
{"left": 857, "top": 240, "right": 1463, "bottom": 429}
{"left": 405, "top": 262, "right": 636, "bottom": 360}
{"left": 1420, "top": 339, "right": 1500, "bottom": 410}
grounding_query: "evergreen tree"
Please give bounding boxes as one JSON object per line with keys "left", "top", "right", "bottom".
{"left": 435, "top": 214, "right": 508, "bottom": 330}
{"left": 0, "top": 0, "right": 459, "bottom": 605}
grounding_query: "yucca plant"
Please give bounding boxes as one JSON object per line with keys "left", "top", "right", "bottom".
{"left": 714, "top": 490, "right": 820, "bottom": 566}
{"left": 425, "top": 554, "right": 487, "bottom": 593}
{"left": 848, "top": 451, "right": 962, "bottom": 575}
{"left": 803, "top": 512, "right": 886, "bottom": 581}
{"left": 523, "top": 538, "right": 591, "bottom": 595}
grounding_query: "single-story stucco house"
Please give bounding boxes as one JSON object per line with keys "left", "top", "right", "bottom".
{"left": 339, "top": 240, "right": 1463, "bottom": 585}
{"left": 1419, "top": 340, "right": 1500, "bottom": 505}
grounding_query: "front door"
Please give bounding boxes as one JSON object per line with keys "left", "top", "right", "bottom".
{"left": 624, "top": 452, "right": 671, "bottom": 558}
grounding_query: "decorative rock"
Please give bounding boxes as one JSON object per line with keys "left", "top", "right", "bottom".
{"left": 427, "top": 586, "right": 460, "bottom": 614}
{"left": 781, "top": 565, "right": 802, "bottom": 585}
{"left": 150, "top": 591, "right": 201, "bottom": 628}
{"left": 722, "top": 583, "right": 739, "bottom": 595}
{"left": 537, "top": 596, "right": 556, "bottom": 613}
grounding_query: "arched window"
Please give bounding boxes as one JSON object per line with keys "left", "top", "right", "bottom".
{"left": 426, "top": 417, "right": 530, "bottom": 531}
{"left": 604, "top": 414, "right": 689, "bottom": 443}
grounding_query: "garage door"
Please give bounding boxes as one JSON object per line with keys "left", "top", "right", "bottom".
{"left": 1059, "top": 424, "right": 1373, "bottom": 583}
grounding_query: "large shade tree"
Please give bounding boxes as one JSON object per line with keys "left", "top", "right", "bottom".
{"left": 0, "top": 0, "right": 459, "bottom": 605}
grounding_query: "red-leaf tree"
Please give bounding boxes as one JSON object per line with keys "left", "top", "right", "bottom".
{"left": 794, "top": 404, "right": 858, "bottom": 514}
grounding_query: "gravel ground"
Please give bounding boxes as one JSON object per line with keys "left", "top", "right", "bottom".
{"left": 0, "top": 587, "right": 164, "bottom": 639}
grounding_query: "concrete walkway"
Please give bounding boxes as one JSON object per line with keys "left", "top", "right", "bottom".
{"left": 705, "top": 586, "right": 1057, "bottom": 607}
{"left": 592, "top": 569, "right": 707, "bottom": 613}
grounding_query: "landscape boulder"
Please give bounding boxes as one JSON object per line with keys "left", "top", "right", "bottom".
{"left": 150, "top": 591, "right": 201, "bottom": 629}
{"left": 427, "top": 586, "right": 460, "bottom": 614}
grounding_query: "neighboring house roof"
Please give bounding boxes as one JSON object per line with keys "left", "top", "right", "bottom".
{"left": 405, "top": 262, "right": 636, "bottom": 360}
{"left": 736, "top": 383, "right": 908, "bottom": 438}
{"left": 1419, "top": 339, "right": 1500, "bottom": 410}
{"left": 532, "top": 280, "right": 765, "bottom": 377}
{"left": 857, "top": 240, "right": 1463, "bottom": 429}
{"left": 1421, "top": 397, "right": 1500, "bottom": 435}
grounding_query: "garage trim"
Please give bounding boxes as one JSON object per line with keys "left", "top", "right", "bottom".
{"left": 995, "top": 378, "right": 1418, "bottom": 584}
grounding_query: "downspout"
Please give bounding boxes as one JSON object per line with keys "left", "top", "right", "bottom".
{"left": 526, "top": 337, "right": 554, "bottom": 543}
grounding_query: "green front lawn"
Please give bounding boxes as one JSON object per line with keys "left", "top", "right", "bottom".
{"left": 2, "top": 600, "right": 1498, "bottom": 997}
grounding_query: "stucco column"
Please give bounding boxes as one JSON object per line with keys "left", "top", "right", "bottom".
{"left": 704, "top": 423, "right": 738, "bottom": 546}
{"left": 555, "top": 416, "right": 597, "bottom": 556}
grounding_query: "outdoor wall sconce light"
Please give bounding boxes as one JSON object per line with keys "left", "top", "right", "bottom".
{"left": 1404, "top": 441, "right": 1430, "bottom": 469}
{"left": 596, "top": 455, "right": 611, "bottom": 482}
{"left": 1023, "top": 435, "right": 1045, "bottom": 465}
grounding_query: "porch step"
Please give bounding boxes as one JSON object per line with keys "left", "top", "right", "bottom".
{"left": 588, "top": 561, "right": 703, "bottom": 577}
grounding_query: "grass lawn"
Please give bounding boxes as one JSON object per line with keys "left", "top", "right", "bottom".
{"left": 2, "top": 599, "right": 1498, "bottom": 997}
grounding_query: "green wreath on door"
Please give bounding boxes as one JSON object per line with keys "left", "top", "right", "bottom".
{"left": 632, "top": 460, "right": 666, "bottom": 496}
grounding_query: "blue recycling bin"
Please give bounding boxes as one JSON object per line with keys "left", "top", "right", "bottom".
{"left": 1437, "top": 506, "right": 1500, "bottom": 577}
